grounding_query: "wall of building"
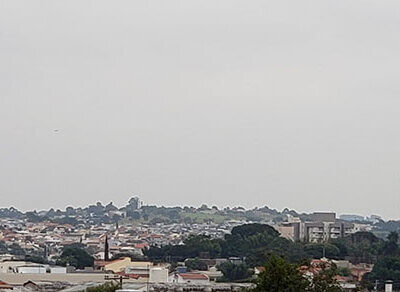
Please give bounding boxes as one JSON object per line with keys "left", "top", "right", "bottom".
{"left": 149, "top": 268, "right": 168, "bottom": 283}
{"left": 16, "top": 266, "right": 46, "bottom": 274}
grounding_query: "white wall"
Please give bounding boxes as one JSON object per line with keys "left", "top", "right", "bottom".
{"left": 149, "top": 268, "right": 168, "bottom": 283}
{"left": 177, "top": 277, "right": 209, "bottom": 284}
{"left": 17, "top": 266, "right": 46, "bottom": 274}
{"left": 50, "top": 267, "right": 67, "bottom": 274}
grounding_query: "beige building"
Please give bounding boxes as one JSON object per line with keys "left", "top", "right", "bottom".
{"left": 96, "top": 257, "right": 153, "bottom": 273}
{"left": 276, "top": 225, "right": 296, "bottom": 241}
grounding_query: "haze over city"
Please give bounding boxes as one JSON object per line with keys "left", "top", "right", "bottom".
{"left": 2, "top": 1, "right": 400, "bottom": 219}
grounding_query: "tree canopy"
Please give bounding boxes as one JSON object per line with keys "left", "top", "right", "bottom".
{"left": 57, "top": 245, "right": 94, "bottom": 269}
{"left": 251, "top": 255, "right": 341, "bottom": 292}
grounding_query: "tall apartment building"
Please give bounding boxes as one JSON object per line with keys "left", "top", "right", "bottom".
{"left": 276, "top": 212, "right": 356, "bottom": 243}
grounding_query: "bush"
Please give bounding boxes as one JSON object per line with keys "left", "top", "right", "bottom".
{"left": 85, "top": 282, "right": 120, "bottom": 292}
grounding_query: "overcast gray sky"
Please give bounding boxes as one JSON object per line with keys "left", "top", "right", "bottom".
{"left": 1, "top": 1, "right": 400, "bottom": 219}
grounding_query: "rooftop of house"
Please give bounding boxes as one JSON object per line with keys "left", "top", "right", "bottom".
{"left": 179, "top": 273, "right": 209, "bottom": 280}
{"left": 0, "top": 280, "right": 13, "bottom": 289}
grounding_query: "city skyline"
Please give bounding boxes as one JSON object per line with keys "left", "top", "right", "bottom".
{"left": 0, "top": 197, "right": 386, "bottom": 222}
{"left": 2, "top": 1, "right": 400, "bottom": 218}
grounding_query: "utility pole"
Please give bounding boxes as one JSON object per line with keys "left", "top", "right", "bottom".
{"left": 104, "top": 274, "right": 128, "bottom": 289}
{"left": 147, "top": 264, "right": 150, "bottom": 292}
{"left": 104, "top": 234, "right": 109, "bottom": 261}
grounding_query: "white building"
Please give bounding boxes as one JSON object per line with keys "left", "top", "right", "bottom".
{"left": 173, "top": 273, "right": 209, "bottom": 284}
{"left": 149, "top": 267, "right": 168, "bottom": 283}
{"left": 16, "top": 265, "right": 46, "bottom": 274}
{"left": 49, "top": 266, "right": 67, "bottom": 274}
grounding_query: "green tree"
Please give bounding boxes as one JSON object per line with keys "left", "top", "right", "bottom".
{"left": 252, "top": 255, "right": 309, "bottom": 292}
{"left": 230, "top": 223, "right": 279, "bottom": 238}
{"left": 57, "top": 245, "right": 94, "bottom": 269}
{"left": 185, "top": 258, "right": 208, "bottom": 271}
{"left": 86, "top": 282, "right": 120, "bottom": 292}
{"left": 331, "top": 232, "right": 383, "bottom": 264}
{"left": 304, "top": 243, "right": 340, "bottom": 259}
{"left": 217, "top": 261, "right": 252, "bottom": 282}
{"left": 381, "top": 231, "right": 399, "bottom": 256}
{"left": 310, "top": 264, "right": 341, "bottom": 292}
{"left": 337, "top": 267, "right": 351, "bottom": 277}
{"left": 363, "top": 256, "right": 400, "bottom": 290}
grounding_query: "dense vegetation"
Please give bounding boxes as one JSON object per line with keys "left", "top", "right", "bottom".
{"left": 145, "top": 223, "right": 384, "bottom": 266}
{"left": 217, "top": 261, "right": 252, "bottom": 282}
{"left": 145, "top": 223, "right": 400, "bottom": 286}
{"left": 1, "top": 200, "right": 398, "bottom": 238}
{"left": 57, "top": 244, "right": 94, "bottom": 269}
{"left": 251, "top": 255, "right": 341, "bottom": 292}
{"left": 84, "top": 282, "right": 120, "bottom": 292}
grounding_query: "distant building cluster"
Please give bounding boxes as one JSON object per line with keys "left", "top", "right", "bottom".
{"left": 275, "top": 212, "right": 373, "bottom": 243}
{"left": 0, "top": 198, "right": 391, "bottom": 291}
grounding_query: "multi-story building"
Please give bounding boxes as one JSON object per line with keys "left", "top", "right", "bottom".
{"left": 304, "top": 213, "right": 356, "bottom": 243}
{"left": 277, "top": 212, "right": 357, "bottom": 243}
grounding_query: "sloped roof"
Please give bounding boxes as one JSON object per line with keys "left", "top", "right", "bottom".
{"left": 179, "top": 273, "right": 209, "bottom": 280}
{"left": 0, "top": 280, "right": 13, "bottom": 289}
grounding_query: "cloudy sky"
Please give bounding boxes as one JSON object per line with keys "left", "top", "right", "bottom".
{"left": 1, "top": 1, "right": 400, "bottom": 218}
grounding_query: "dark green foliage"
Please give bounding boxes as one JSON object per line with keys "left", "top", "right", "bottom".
{"left": 185, "top": 258, "right": 208, "bottom": 271}
{"left": 0, "top": 207, "right": 24, "bottom": 219}
{"left": 57, "top": 245, "right": 94, "bottom": 269}
{"left": 8, "top": 243, "right": 26, "bottom": 255}
{"left": 144, "top": 234, "right": 222, "bottom": 262}
{"left": 140, "top": 206, "right": 182, "bottom": 223}
{"left": 0, "top": 241, "right": 25, "bottom": 255}
{"left": 330, "top": 231, "right": 383, "bottom": 264}
{"left": 52, "top": 216, "right": 79, "bottom": 225}
{"left": 252, "top": 255, "right": 309, "bottom": 291}
{"left": 146, "top": 223, "right": 333, "bottom": 266}
{"left": 230, "top": 223, "right": 279, "bottom": 238}
{"left": 244, "top": 237, "right": 306, "bottom": 267}
{"left": 24, "top": 254, "right": 48, "bottom": 264}
{"left": 146, "top": 222, "right": 400, "bottom": 290}
{"left": 381, "top": 232, "right": 400, "bottom": 256}
{"left": 85, "top": 282, "right": 120, "bottom": 292}
{"left": 217, "top": 261, "right": 252, "bottom": 282}
{"left": 363, "top": 256, "right": 400, "bottom": 289}
{"left": 337, "top": 267, "right": 351, "bottom": 277}
{"left": 127, "top": 211, "right": 141, "bottom": 220}
{"left": 251, "top": 255, "right": 341, "bottom": 292}
{"left": 0, "top": 241, "right": 8, "bottom": 253}
{"left": 303, "top": 243, "right": 340, "bottom": 259}
{"left": 25, "top": 211, "right": 48, "bottom": 223}
{"left": 221, "top": 223, "right": 292, "bottom": 263}
{"left": 311, "top": 264, "right": 342, "bottom": 292}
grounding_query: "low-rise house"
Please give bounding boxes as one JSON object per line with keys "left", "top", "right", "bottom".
{"left": 172, "top": 273, "right": 210, "bottom": 284}
{"left": 350, "top": 263, "right": 373, "bottom": 282}
{"left": 23, "top": 280, "right": 39, "bottom": 290}
{"left": 95, "top": 257, "right": 152, "bottom": 273}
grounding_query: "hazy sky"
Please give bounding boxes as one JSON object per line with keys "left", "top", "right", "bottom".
{"left": 1, "top": 1, "right": 400, "bottom": 219}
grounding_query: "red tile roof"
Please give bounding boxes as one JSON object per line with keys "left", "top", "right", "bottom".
{"left": 0, "top": 281, "right": 13, "bottom": 289}
{"left": 179, "top": 273, "right": 209, "bottom": 280}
